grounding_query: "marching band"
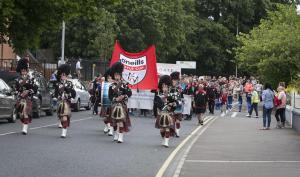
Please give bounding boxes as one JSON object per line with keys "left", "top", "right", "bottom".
{"left": 13, "top": 59, "right": 194, "bottom": 148}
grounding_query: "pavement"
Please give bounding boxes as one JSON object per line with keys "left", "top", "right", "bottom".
{"left": 170, "top": 111, "right": 300, "bottom": 177}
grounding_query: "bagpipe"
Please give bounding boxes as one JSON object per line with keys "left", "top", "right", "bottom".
{"left": 57, "top": 80, "right": 76, "bottom": 101}
{"left": 169, "top": 86, "right": 184, "bottom": 114}
{"left": 16, "top": 75, "right": 37, "bottom": 99}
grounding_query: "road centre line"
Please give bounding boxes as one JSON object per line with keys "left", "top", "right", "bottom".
{"left": 155, "top": 116, "right": 215, "bottom": 177}
{"left": 0, "top": 117, "right": 94, "bottom": 136}
{"left": 231, "top": 112, "right": 238, "bottom": 118}
{"left": 185, "top": 160, "right": 300, "bottom": 163}
{"left": 172, "top": 117, "right": 217, "bottom": 177}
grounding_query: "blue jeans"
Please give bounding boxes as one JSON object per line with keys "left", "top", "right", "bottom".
{"left": 238, "top": 95, "right": 243, "bottom": 112}
{"left": 227, "top": 96, "right": 233, "bottom": 110}
{"left": 246, "top": 94, "right": 252, "bottom": 113}
{"left": 215, "top": 99, "right": 221, "bottom": 110}
{"left": 249, "top": 103, "right": 258, "bottom": 116}
{"left": 263, "top": 107, "right": 272, "bottom": 128}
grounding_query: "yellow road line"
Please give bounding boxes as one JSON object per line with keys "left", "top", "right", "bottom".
{"left": 155, "top": 116, "right": 215, "bottom": 177}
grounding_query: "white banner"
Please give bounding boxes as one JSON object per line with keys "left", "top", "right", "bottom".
{"left": 127, "top": 90, "right": 155, "bottom": 110}
{"left": 182, "top": 94, "right": 192, "bottom": 115}
{"left": 176, "top": 61, "right": 196, "bottom": 69}
{"left": 156, "top": 63, "right": 181, "bottom": 75}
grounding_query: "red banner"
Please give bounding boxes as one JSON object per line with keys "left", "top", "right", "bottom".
{"left": 110, "top": 41, "right": 158, "bottom": 90}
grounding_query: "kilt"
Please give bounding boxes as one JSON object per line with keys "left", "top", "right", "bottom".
{"left": 57, "top": 100, "right": 71, "bottom": 127}
{"left": 194, "top": 106, "right": 206, "bottom": 114}
{"left": 110, "top": 103, "right": 131, "bottom": 132}
{"left": 155, "top": 111, "right": 174, "bottom": 129}
{"left": 17, "top": 98, "right": 32, "bottom": 123}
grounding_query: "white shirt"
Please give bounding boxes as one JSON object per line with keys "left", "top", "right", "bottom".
{"left": 255, "top": 84, "right": 263, "bottom": 92}
{"left": 76, "top": 61, "right": 81, "bottom": 70}
{"left": 58, "top": 59, "right": 65, "bottom": 67}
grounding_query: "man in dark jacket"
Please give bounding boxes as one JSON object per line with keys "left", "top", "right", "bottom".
{"left": 206, "top": 82, "right": 217, "bottom": 114}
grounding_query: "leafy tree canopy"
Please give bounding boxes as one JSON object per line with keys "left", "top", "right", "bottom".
{"left": 235, "top": 4, "right": 300, "bottom": 86}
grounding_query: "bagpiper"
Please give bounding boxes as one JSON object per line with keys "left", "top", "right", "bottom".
{"left": 101, "top": 69, "right": 113, "bottom": 136}
{"left": 54, "top": 64, "right": 76, "bottom": 138}
{"left": 155, "top": 75, "right": 176, "bottom": 147}
{"left": 108, "top": 62, "right": 132, "bottom": 143}
{"left": 169, "top": 72, "right": 184, "bottom": 137}
{"left": 15, "top": 58, "right": 37, "bottom": 135}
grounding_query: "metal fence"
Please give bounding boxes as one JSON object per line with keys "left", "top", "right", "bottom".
{"left": 67, "top": 59, "right": 110, "bottom": 81}
{"left": 0, "top": 59, "right": 57, "bottom": 81}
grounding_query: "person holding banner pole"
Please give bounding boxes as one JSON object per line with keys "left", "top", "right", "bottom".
{"left": 108, "top": 62, "right": 132, "bottom": 143}
{"left": 183, "top": 79, "right": 196, "bottom": 120}
{"left": 155, "top": 75, "right": 175, "bottom": 148}
{"left": 170, "top": 72, "right": 184, "bottom": 137}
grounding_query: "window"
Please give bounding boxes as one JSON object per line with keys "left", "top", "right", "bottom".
{"left": 0, "top": 79, "right": 10, "bottom": 91}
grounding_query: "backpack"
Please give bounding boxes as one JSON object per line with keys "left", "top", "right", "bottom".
{"left": 195, "top": 92, "right": 206, "bottom": 107}
{"left": 274, "top": 95, "right": 282, "bottom": 107}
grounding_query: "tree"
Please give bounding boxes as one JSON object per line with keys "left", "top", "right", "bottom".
{"left": 235, "top": 4, "right": 300, "bottom": 86}
{"left": 113, "top": 0, "right": 188, "bottom": 62}
{"left": 40, "top": 1, "right": 119, "bottom": 60}
{"left": 0, "top": 0, "right": 78, "bottom": 54}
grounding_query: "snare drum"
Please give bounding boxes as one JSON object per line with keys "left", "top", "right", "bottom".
{"left": 174, "top": 100, "right": 183, "bottom": 114}
{"left": 101, "top": 82, "right": 111, "bottom": 108}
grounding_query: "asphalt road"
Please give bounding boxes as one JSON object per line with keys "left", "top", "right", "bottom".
{"left": 0, "top": 109, "right": 205, "bottom": 177}
{"left": 2, "top": 104, "right": 299, "bottom": 177}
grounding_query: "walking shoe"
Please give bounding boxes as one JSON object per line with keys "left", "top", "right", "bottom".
{"left": 103, "top": 125, "right": 109, "bottom": 134}
{"left": 22, "top": 124, "right": 28, "bottom": 135}
{"left": 254, "top": 116, "right": 259, "bottom": 118}
{"left": 246, "top": 114, "right": 251, "bottom": 117}
{"left": 61, "top": 128, "right": 67, "bottom": 138}
{"left": 175, "top": 129, "right": 180, "bottom": 138}
{"left": 162, "top": 138, "right": 169, "bottom": 148}
{"left": 198, "top": 120, "right": 204, "bottom": 125}
{"left": 117, "top": 133, "right": 123, "bottom": 143}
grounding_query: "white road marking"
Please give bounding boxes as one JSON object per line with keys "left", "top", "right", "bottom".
{"left": 172, "top": 117, "right": 217, "bottom": 177}
{"left": 155, "top": 116, "right": 215, "bottom": 177}
{"left": 185, "top": 160, "right": 300, "bottom": 163}
{"left": 231, "top": 112, "right": 238, "bottom": 118}
{"left": 0, "top": 117, "right": 94, "bottom": 136}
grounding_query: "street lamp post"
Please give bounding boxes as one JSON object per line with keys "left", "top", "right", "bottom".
{"left": 61, "top": 21, "right": 65, "bottom": 64}
{"left": 235, "top": 13, "right": 239, "bottom": 78}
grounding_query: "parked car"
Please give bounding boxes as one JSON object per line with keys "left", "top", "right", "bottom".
{"left": 0, "top": 78, "right": 17, "bottom": 123}
{"left": 48, "top": 80, "right": 57, "bottom": 112}
{"left": 0, "top": 70, "right": 53, "bottom": 118}
{"left": 69, "top": 79, "right": 91, "bottom": 111}
{"left": 30, "top": 71, "right": 53, "bottom": 117}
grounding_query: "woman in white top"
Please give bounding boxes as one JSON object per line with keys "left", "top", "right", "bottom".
{"left": 274, "top": 86, "right": 287, "bottom": 128}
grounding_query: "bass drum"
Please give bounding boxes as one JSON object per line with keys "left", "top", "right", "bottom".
{"left": 101, "top": 82, "right": 111, "bottom": 108}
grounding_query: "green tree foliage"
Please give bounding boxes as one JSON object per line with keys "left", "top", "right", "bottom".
{"left": 0, "top": 0, "right": 78, "bottom": 54}
{"left": 2, "top": 0, "right": 298, "bottom": 76}
{"left": 235, "top": 4, "right": 300, "bottom": 86}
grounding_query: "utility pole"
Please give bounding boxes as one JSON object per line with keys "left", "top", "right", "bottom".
{"left": 235, "top": 13, "right": 239, "bottom": 78}
{"left": 61, "top": 21, "right": 65, "bottom": 64}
